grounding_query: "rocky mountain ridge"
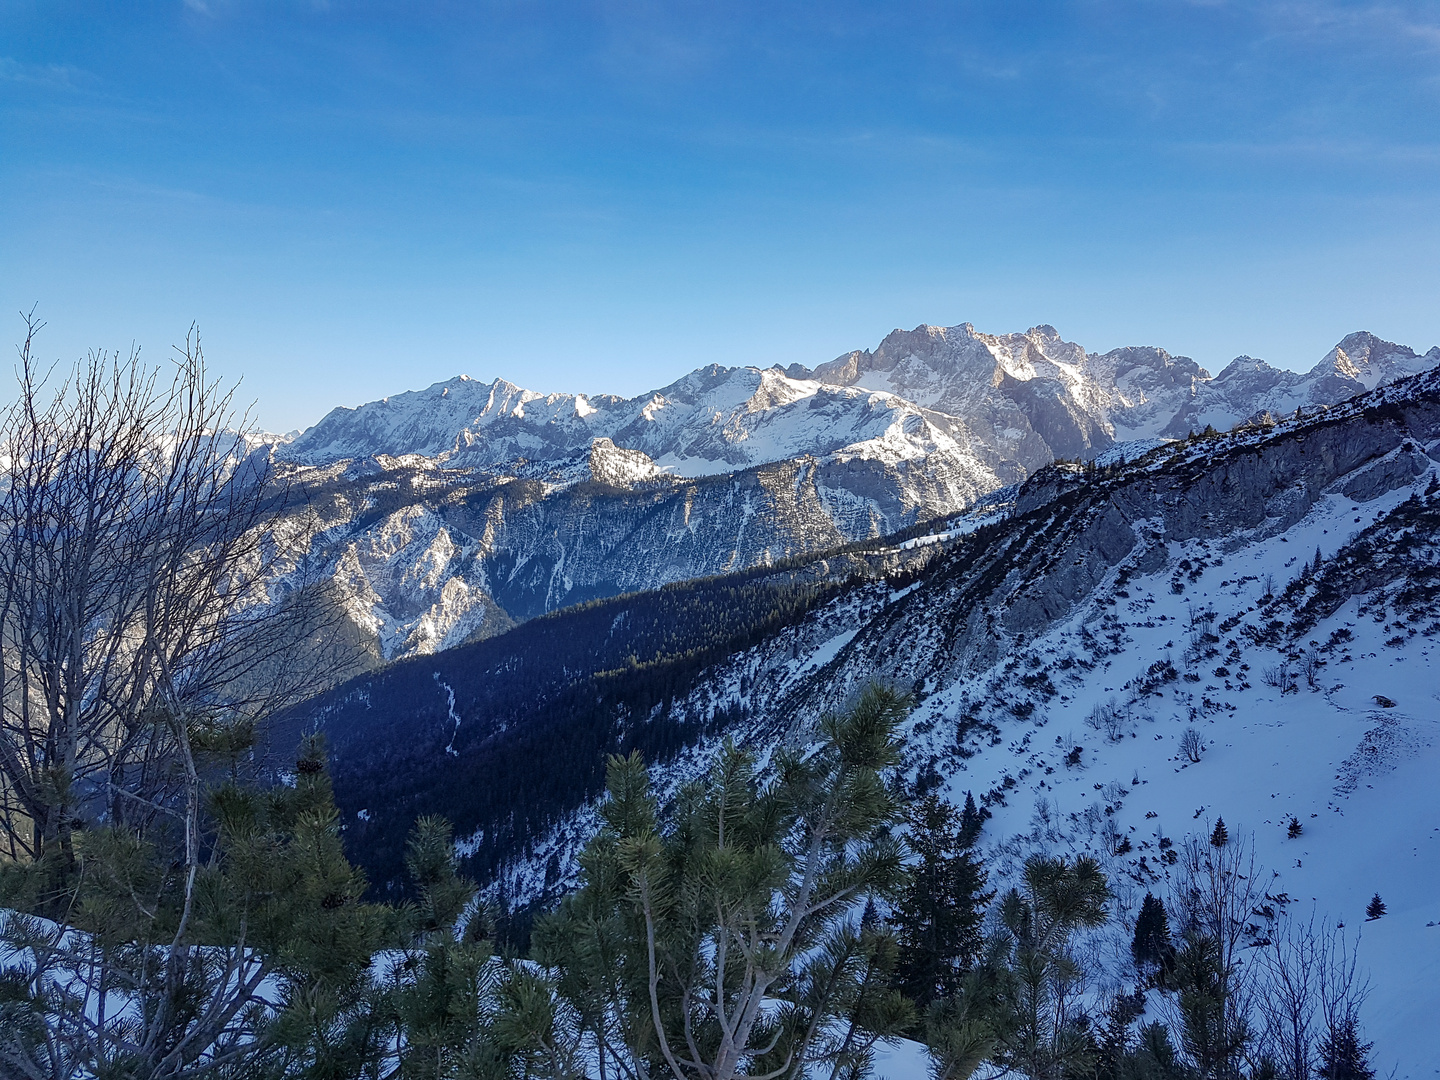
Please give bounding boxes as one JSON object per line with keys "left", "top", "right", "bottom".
{"left": 270, "top": 325, "right": 1438, "bottom": 662}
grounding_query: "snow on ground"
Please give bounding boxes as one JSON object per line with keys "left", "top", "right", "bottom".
{"left": 872, "top": 1037, "right": 938, "bottom": 1080}
{"left": 1092, "top": 437, "right": 1170, "bottom": 467}
{"left": 902, "top": 467, "right": 1440, "bottom": 1075}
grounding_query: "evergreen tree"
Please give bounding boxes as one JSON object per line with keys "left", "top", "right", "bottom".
{"left": 892, "top": 794, "right": 993, "bottom": 1008}
{"left": 242, "top": 736, "right": 395, "bottom": 1078}
{"left": 1131, "top": 893, "right": 1176, "bottom": 987}
{"left": 535, "top": 683, "right": 914, "bottom": 1080}
{"left": 960, "top": 790, "right": 983, "bottom": 845}
{"left": 1316, "top": 1016, "right": 1376, "bottom": 1080}
{"left": 1092, "top": 993, "right": 1146, "bottom": 1079}
{"left": 921, "top": 937, "right": 1014, "bottom": 1080}
{"left": 0, "top": 735, "right": 391, "bottom": 1079}
{"left": 1172, "top": 927, "right": 1249, "bottom": 1077}
{"left": 1210, "top": 817, "right": 1228, "bottom": 848}
{"left": 1130, "top": 1021, "right": 1183, "bottom": 1078}
{"left": 385, "top": 816, "right": 496, "bottom": 1080}
{"left": 1365, "top": 894, "right": 1386, "bottom": 921}
{"left": 1287, "top": 817, "right": 1302, "bottom": 839}
{"left": 994, "top": 855, "right": 1111, "bottom": 1079}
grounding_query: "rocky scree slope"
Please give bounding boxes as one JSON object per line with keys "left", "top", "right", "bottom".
{"left": 310, "top": 364, "right": 1440, "bottom": 1075}
{"left": 268, "top": 326, "right": 1436, "bottom": 662}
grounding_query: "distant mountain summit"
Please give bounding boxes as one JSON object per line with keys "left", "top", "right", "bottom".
{"left": 269, "top": 324, "right": 1438, "bottom": 662}
{"left": 1159, "top": 331, "right": 1439, "bottom": 437}
{"left": 284, "top": 323, "right": 1437, "bottom": 478}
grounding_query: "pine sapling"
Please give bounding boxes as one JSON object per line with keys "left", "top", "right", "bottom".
{"left": 1317, "top": 1016, "right": 1376, "bottom": 1080}
{"left": 1210, "top": 817, "right": 1228, "bottom": 848}
{"left": 1131, "top": 892, "right": 1175, "bottom": 987}
{"left": 1365, "top": 894, "right": 1386, "bottom": 921}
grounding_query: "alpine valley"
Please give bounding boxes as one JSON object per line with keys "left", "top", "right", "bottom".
{"left": 271, "top": 323, "right": 1440, "bottom": 1075}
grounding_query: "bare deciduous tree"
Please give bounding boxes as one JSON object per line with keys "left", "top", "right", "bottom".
{"left": 1180, "top": 728, "right": 1204, "bottom": 763}
{"left": 1258, "top": 908, "right": 1322, "bottom": 1080}
{"left": 1316, "top": 923, "right": 1372, "bottom": 1075}
{"left": 0, "top": 314, "right": 353, "bottom": 1077}
{"left": 1256, "top": 909, "right": 1374, "bottom": 1080}
{"left": 1167, "top": 828, "right": 1264, "bottom": 1079}
{"left": 0, "top": 312, "right": 329, "bottom": 868}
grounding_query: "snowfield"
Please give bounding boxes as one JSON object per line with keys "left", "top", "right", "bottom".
{"left": 905, "top": 474, "right": 1440, "bottom": 1075}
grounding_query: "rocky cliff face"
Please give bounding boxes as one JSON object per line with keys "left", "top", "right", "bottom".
{"left": 268, "top": 325, "right": 1438, "bottom": 660}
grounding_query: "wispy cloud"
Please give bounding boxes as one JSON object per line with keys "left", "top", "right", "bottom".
{"left": 181, "top": 0, "right": 331, "bottom": 17}
{"left": 0, "top": 57, "right": 90, "bottom": 91}
{"left": 1246, "top": 1, "right": 1440, "bottom": 56}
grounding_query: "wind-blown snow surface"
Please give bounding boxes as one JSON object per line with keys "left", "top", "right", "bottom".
{"left": 462, "top": 371, "right": 1440, "bottom": 1075}
{"left": 267, "top": 324, "right": 1438, "bottom": 663}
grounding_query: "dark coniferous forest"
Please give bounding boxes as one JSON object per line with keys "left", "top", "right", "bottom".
{"left": 288, "top": 560, "right": 868, "bottom": 894}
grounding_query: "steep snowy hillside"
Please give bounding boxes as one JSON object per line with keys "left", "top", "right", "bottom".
{"left": 267, "top": 325, "right": 1437, "bottom": 663}
{"left": 307, "top": 364, "right": 1440, "bottom": 1075}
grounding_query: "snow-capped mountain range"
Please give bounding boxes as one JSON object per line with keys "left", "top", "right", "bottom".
{"left": 285, "top": 326, "right": 1438, "bottom": 475}
{"left": 296, "top": 359, "right": 1440, "bottom": 1075}
{"left": 271, "top": 324, "right": 1438, "bottom": 663}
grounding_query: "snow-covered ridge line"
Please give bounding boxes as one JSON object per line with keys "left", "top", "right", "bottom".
{"left": 281, "top": 325, "right": 1438, "bottom": 477}
{"left": 258, "top": 326, "right": 1437, "bottom": 664}
{"left": 460, "top": 366, "right": 1440, "bottom": 1074}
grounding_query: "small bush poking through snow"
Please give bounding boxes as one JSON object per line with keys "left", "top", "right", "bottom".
{"left": 1181, "top": 727, "right": 1205, "bottom": 763}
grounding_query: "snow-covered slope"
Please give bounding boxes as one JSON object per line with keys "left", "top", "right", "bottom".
{"left": 269, "top": 442, "right": 999, "bottom": 659}
{"left": 266, "top": 325, "right": 1438, "bottom": 662}
{"left": 323, "top": 364, "right": 1440, "bottom": 1073}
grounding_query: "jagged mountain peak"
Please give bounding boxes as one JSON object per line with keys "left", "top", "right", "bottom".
{"left": 282, "top": 323, "right": 1440, "bottom": 478}
{"left": 283, "top": 356, "right": 954, "bottom": 479}
{"left": 1333, "top": 328, "right": 1414, "bottom": 360}
{"left": 804, "top": 321, "right": 1085, "bottom": 388}
{"left": 1316, "top": 330, "right": 1436, "bottom": 391}
{"left": 1209, "top": 354, "right": 1283, "bottom": 381}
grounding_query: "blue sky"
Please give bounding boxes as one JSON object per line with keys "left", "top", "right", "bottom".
{"left": 2, "top": 1, "right": 1439, "bottom": 432}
